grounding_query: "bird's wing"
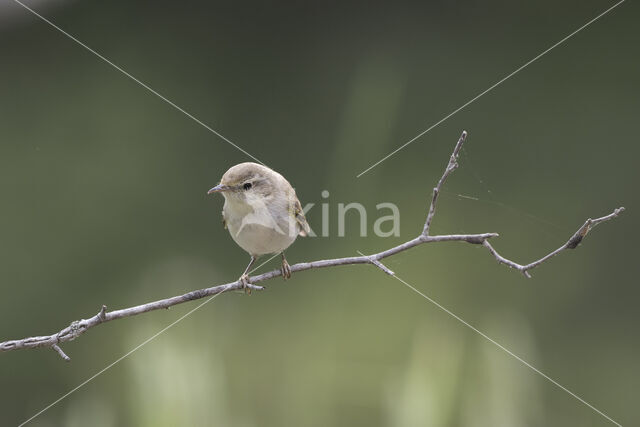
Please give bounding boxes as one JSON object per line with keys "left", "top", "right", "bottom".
{"left": 292, "top": 193, "right": 310, "bottom": 237}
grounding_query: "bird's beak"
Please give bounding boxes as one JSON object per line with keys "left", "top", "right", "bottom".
{"left": 207, "top": 184, "right": 230, "bottom": 194}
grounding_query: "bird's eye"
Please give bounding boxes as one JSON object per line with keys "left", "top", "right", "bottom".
{"left": 243, "top": 182, "right": 252, "bottom": 190}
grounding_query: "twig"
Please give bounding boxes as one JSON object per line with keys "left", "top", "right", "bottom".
{"left": 424, "top": 130, "right": 467, "bottom": 235}
{"left": 51, "top": 344, "right": 70, "bottom": 362}
{"left": 0, "top": 131, "right": 624, "bottom": 360}
{"left": 356, "top": 250, "right": 395, "bottom": 276}
{"left": 482, "top": 207, "right": 625, "bottom": 278}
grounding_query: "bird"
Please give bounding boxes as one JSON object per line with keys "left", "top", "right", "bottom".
{"left": 207, "top": 162, "right": 310, "bottom": 292}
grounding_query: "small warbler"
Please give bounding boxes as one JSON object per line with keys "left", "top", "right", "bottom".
{"left": 208, "top": 162, "right": 310, "bottom": 291}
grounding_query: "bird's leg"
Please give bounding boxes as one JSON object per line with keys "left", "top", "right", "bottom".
{"left": 239, "top": 256, "right": 257, "bottom": 294}
{"left": 280, "top": 252, "right": 292, "bottom": 280}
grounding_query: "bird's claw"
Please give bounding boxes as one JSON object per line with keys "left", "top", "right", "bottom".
{"left": 239, "top": 273, "right": 252, "bottom": 295}
{"left": 281, "top": 258, "right": 292, "bottom": 280}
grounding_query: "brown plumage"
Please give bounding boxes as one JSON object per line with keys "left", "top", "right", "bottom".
{"left": 208, "top": 162, "right": 309, "bottom": 291}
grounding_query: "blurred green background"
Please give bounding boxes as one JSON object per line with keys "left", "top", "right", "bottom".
{"left": 1, "top": 0, "right": 638, "bottom": 426}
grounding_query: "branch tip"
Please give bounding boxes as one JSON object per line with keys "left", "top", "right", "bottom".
{"left": 371, "top": 259, "right": 395, "bottom": 276}
{"left": 567, "top": 207, "right": 625, "bottom": 249}
{"left": 52, "top": 344, "right": 70, "bottom": 361}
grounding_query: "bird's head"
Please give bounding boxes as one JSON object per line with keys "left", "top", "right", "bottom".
{"left": 207, "top": 162, "right": 279, "bottom": 203}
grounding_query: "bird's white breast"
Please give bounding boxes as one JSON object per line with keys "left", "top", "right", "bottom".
{"left": 223, "top": 193, "right": 299, "bottom": 256}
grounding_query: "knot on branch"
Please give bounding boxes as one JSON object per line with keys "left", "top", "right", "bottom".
{"left": 565, "top": 207, "right": 624, "bottom": 249}
{"left": 97, "top": 305, "right": 107, "bottom": 322}
{"left": 567, "top": 221, "right": 591, "bottom": 249}
{"left": 186, "top": 289, "right": 211, "bottom": 301}
{"left": 466, "top": 235, "right": 489, "bottom": 245}
{"left": 68, "top": 320, "right": 86, "bottom": 340}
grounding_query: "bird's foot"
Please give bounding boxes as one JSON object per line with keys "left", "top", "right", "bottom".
{"left": 239, "top": 273, "right": 252, "bottom": 295}
{"left": 281, "top": 258, "right": 292, "bottom": 280}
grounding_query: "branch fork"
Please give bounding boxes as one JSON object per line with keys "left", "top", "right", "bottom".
{"left": 0, "top": 131, "right": 624, "bottom": 360}
{"left": 356, "top": 250, "right": 395, "bottom": 276}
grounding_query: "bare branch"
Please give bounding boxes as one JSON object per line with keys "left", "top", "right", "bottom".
{"left": 482, "top": 207, "right": 625, "bottom": 278}
{"left": 423, "top": 130, "right": 467, "bottom": 235}
{"left": 0, "top": 131, "right": 624, "bottom": 360}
